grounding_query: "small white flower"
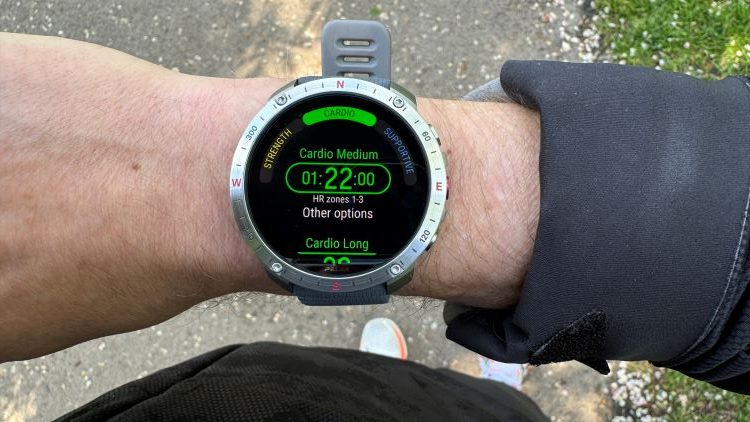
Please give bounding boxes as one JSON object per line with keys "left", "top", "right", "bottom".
{"left": 678, "top": 394, "right": 688, "bottom": 406}
{"left": 683, "top": 41, "right": 691, "bottom": 49}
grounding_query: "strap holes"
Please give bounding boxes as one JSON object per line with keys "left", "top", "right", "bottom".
{"left": 342, "top": 39, "right": 371, "bottom": 47}
{"left": 342, "top": 56, "right": 371, "bottom": 63}
{"left": 342, "top": 72, "right": 372, "bottom": 78}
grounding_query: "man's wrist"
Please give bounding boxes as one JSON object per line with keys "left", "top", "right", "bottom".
{"left": 401, "top": 98, "right": 540, "bottom": 307}
{"left": 1, "top": 34, "right": 538, "bottom": 361}
{"left": 188, "top": 77, "right": 541, "bottom": 308}
{"left": 165, "top": 75, "right": 289, "bottom": 298}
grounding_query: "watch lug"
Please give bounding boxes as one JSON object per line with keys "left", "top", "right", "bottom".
{"left": 294, "top": 75, "right": 320, "bottom": 86}
{"left": 268, "top": 79, "right": 300, "bottom": 100}
{"left": 265, "top": 270, "right": 293, "bottom": 293}
{"left": 390, "top": 82, "right": 418, "bottom": 109}
{"left": 387, "top": 269, "right": 414, "bottom": 294}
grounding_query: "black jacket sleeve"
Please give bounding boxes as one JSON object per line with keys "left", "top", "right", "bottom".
{"left": 446, "top": 61, "right": 750, "bottom": 394}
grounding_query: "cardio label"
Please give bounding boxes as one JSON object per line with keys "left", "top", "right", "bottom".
{"left": 305, "top": 237, "right": 370, "bottom": 252}
{"left": 298, "top": 147, "right": 380, "bottom": 160}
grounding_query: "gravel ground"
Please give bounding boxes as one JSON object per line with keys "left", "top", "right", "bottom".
{"left": 0, "top": 1, "right": 612, "bottom": 420}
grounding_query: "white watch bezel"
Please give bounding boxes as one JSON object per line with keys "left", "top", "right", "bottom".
{"left": 229, "top": 77, "right": 447, "bottom": 294}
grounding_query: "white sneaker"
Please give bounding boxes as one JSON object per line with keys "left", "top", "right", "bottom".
{"left": 478, "top": 357, "right": 526, "bottom": 391}
{"left": 359, "top": 317, "right": 408, "bottom": 360}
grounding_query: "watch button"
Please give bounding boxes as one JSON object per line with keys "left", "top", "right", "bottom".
{"left": 425, "top": 233, "right": 438, "bottom": 251}
{"left": 428, "top": 123, "right": 441, "bottom": 145}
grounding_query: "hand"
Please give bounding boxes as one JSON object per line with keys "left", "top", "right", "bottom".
{"left": 0, "top": 33, "right": 539, "bottom": 361}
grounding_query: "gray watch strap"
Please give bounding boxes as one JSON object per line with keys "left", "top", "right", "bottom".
{"left": 292, "top": 20, "right": 393, "bottom": 306}
{"left": 294, "top": 284, "right": 389, "bottom": 306}
{"left": 322, "top": 20, "right": 391, "bottom": 80}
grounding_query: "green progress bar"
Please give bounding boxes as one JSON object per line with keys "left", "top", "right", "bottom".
{"left": 298, "top": 251, "right": 376, "bottom": 256}
{"left": 301, "top": 106, "right": 376, "bottom": 127}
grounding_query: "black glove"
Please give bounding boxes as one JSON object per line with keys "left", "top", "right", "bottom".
{"left": 447, "top": 61, "right": 750, "bottom": 394}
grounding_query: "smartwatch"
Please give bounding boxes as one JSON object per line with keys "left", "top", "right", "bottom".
{"left": 230, "top": 20, "right": 448, "bottom": 306}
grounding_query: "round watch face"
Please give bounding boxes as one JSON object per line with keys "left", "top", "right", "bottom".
{"left": 231, "top": 78, "right": 446, "bottom": 292}
{"left": 247, "top": 93, "right": 428, "bottom": 276}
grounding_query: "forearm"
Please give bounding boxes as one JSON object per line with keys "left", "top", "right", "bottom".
{"left": 0, "top": 33, "right": 539, "bottom": 360}
{"left": 0, "top": 34, "right": 258, "bottom": 359}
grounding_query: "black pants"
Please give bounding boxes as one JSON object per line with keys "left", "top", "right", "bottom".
{"left": 58, "top": 342, "right": 548, "bottom": 421}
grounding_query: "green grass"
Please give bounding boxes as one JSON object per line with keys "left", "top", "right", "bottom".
{"left": 594, "top": 0, "right": 750, "bottom": 78}
{"left": 617, "top": 363, "right": 750, "bottom": 420}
